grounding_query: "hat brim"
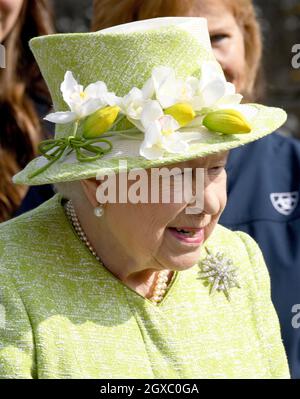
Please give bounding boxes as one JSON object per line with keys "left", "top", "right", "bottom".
{"left": 13, "top": 104, "right": 286, "bottom": 186}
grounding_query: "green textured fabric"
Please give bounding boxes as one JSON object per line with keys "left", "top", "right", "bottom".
{"left": 12, "top": 24, "right": 287, "bottom": 186}
{"left": 0, "top": 194, "right": 290, "bottom": 378}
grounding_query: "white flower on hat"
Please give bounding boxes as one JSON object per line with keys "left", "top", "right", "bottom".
{"left": 191, "top": 61, "right": 258, "bottom": 123}
{"left": 150, "top": 66, "right": 199, "bottom": 109}
{"left": 150, "top": 62, "right": 257, "bottom": 126}
{"left": 118, "top": 78, "right": 154, "bottom": 129}
{"left": 139, "top": 100, "right": 189, "bottom": 160}
{"left": 44, "top": 71, "right": 118, "bottom": 124}
{"left": 194, "top": 61, "right": 242, "bottom": 110}
{"left": 119, "top": 87, "right": 146, "bottom": 120}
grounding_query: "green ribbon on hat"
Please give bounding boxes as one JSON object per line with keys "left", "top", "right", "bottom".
{"left": 28, "top": 136, "right": 113, "bottom": 179}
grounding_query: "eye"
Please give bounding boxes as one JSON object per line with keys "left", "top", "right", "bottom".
{"left": 208, "top": 166, "right": 225, "bottom": 175}
{"left": 210, "top": 33, "right": 229, "bottom": 44}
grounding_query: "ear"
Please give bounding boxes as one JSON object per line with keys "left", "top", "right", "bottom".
{"left": 80, "top": 178, "right": 99, "bottom": 208}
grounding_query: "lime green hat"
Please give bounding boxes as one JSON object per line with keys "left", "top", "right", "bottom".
{"left": 13, "top": 17, "right": 287, "bottom": 186}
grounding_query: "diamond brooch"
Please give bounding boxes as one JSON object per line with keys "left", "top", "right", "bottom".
{"left": 197, "top": 248, "right": 240, "bottom": 301}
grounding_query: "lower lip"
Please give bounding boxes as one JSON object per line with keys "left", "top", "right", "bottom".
{"left": 167, "top": 228, "right": 205, "bottom": 245}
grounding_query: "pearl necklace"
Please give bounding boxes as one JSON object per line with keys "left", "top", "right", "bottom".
{"left": 65, "top": 200, "right": 170, "bottom": 305}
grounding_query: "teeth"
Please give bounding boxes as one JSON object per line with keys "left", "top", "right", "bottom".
{"left": 175, "top": 228, "right": 195, "bottom": 236}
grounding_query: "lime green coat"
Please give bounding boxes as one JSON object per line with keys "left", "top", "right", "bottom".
{"left": 0, "top": 194, "right": 290, "bottom": 378}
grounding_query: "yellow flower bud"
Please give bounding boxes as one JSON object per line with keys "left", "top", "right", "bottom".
{"left": 83, "top": 106, "right": 120, "bottom": 138}
{"left": 164, "top": 103, "right": 196, "bottom": 127}
{"left": 203, "top": 109, "right": 252, "bottom": 134}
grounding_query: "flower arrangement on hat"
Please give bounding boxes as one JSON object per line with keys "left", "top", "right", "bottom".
{"left": 30, "top": 60, "right": 256, "bottom": 179}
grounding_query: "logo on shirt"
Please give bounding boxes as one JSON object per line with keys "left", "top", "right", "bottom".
{"left": 292, "top": 304, "right": 300, "bottom": 329}
{"left": 270, "top": 192, "right": 299, "bottom": 216}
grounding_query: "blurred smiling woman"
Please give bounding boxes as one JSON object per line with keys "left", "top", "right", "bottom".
{"left": 0, "top": 0, "right": 54, "bottom": 222}
{"left": 92, "top": 0, "right": 263, "bottom": 101}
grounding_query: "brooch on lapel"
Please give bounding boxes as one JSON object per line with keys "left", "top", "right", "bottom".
{"left": 197, "top": 247, "right": 240, "bottom": 301}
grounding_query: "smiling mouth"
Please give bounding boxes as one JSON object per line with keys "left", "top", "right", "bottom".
{"left": 167, "top": 227, "right": 205, "bottom": 244}
{"left": 172, "top": 228, "right": 197, "bottom": 237}
{"left": 169, "top": 225, "right": 208, "bottom": 233}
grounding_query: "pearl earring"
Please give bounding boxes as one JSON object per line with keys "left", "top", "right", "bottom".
{"left": 94, "top": 204, "right": 104, "bottom": 218}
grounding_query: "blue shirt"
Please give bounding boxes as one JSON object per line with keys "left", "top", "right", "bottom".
{"left": 220, "top": 132, "right": 300, "bottom": 378}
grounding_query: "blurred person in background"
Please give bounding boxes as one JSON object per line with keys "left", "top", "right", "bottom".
{"left": 0, "top": 0, "right": 55, "bottom": 223}
{"left": 92, "top": 0, "right": 300, "bottom": 378}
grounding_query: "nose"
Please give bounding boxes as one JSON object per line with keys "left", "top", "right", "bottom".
{"left": 186, "top": 171, "right": 221, "bottom": 216}
{"left": 202, "top": 185, "right": 220, "bottom": 216}
{"left": 212, "top": 47, "right": 233, "bottom": 85}
{"left": 201, "top": 174, "right": 221, "bottom": 216}
{"left": 212, "top": 47, "right": 226, "bottom": 69}
{"left": 212, "top": 46, "right": 222, "bottom": 63}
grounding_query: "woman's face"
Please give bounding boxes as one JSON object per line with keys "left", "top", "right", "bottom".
{"left": 0, "top": 0, "right": 24, "bottom": 42}
{"left": 197, "top": 1, "right": 247, "bottom": 93}
{"left": 103, "top": 151, "right": 228, "bottom": 271}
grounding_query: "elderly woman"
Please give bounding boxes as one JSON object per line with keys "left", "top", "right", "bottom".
{"left": 91, "top": 0, "right": 300, "bottom": 379}
{"left": 0, "top": 18, "right": 290, "bottom": 378}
